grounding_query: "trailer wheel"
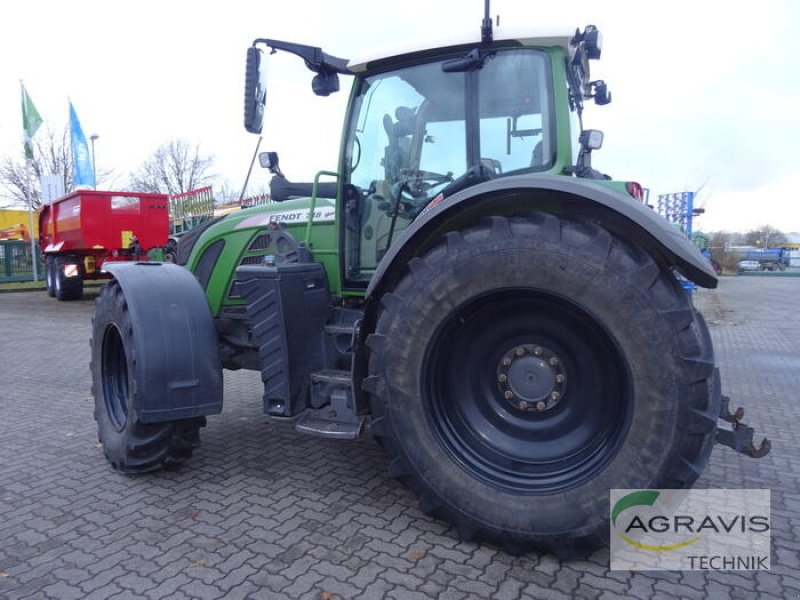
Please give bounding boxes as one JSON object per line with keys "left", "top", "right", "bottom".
{"left": 91, "top": 281, "right": 206, "bottom": 473}
{"left": 366, "top": 214, "right": 719, "bottom": 557}
{"left": 163, "top": 239, "right": 178, "bottom": 263}
{"left": 45, "top": 256, "right": 56, "bottom": 297}
{"left": 53, "top": 256, "right": 84, "bottom": 301}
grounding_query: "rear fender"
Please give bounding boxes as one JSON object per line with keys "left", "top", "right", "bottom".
{"left": 365, "top": 174, "right": 717, "bottom": 299}
{"left": 103, "top": 262, "right": 223, "bottom": 423}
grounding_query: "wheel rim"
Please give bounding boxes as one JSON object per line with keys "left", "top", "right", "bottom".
{"left": 422, "top": 288, "right": 632, "bottom": 494}
{"left": 101, "top": 324, "right": 129, "bottom": 431}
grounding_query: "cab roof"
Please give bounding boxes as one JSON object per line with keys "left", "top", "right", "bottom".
{"left": 347, "top": 26, "right": 576, "bottom": 73}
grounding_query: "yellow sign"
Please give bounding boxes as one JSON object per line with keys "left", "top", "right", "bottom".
{"left": 84, "top": 255, "right": 96, "bottom": 274}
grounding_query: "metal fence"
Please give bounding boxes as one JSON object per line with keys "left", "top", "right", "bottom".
{"left": 0, "top": 241, "right": 42, "bottom": 283}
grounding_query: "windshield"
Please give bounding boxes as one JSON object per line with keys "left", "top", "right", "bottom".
{"left": 343, "top": 49, "right": 553, "bottom": 280}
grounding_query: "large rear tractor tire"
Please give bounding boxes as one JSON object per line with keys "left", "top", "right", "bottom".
{"left": 366, "top": 214, "right": 719, "bottom": 557}
{"left": 91, "top": 280, "right": 206, "bottom": 473}
{"left": 53, "top": 255, "right": 84, "bottom": 301}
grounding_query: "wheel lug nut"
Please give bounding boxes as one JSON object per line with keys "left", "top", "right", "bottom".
{"left": 551, "top": 392, "right": 560, "bottom": 401}
{"left": 534, "top": 347, "right": 543, "bottom": 356}
{"left": 555, "top": 374, "right": 566, "bottom": 383}
{"left": 502, "top": 358, "right": 512, "bottom": 367}
{"left": 515, "top": 347, "right": 526, "bottom": 357}
{"left": 536, "top": 401, "right": 546, "bottom": 412}
{"left": 519, "top": 401, "right": 528, "bottom": 410}
{"left": 549, "top": 357, "right": 559, "bottom": 366}
{"left": 498, "top": 374, "right": 508, "bottom": 384}
{"left": 504, "top": 391, "right": 514, "bottom": 400}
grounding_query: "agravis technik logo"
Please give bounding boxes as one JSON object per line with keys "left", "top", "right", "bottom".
{"left": 610, "top": 489, "right": 770, "bottom": 571}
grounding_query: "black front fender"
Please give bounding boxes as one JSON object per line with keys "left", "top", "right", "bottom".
{"left": 366, "top": 174, "right": 717, "bottom": 298}
{"left": 103, "top": 262, "right": 223, "bottom": 423}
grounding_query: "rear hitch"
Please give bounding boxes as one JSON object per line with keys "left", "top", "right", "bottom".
{"left": 715, "top": 396, "right": 771, "bottom": 458}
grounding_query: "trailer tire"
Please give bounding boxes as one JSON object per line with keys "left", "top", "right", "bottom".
{"left": 91, "top": 280, "right": 206, "bottom": 473}
{"left": 45, "top": 256, "right": 56, "bottom": 297}
{"left": 366, "top": 214, "right": 718, "bottom": 557}
{"left": 163, "top": 239, "right": 178, "bottom": 263}
{"left": 54, "top": 256, "right": 84, "bottom": 301}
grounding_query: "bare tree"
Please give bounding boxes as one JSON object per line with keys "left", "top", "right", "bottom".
{"left": 213, "top": 178, "right": 272, "bottom": 206}
{"left": 745, "top": 225, "right": 787, "bottom": 248}
{"left": 0, "top": 127, "right": 72, "bottom": 208}
{"left": 707, "top": 230, "right": 740, "bottom": 272}
{"left": 0, "top": 126, "right": 116, "bottom": 208}
{"left": 129, "top": 139, "right": 214, "bottom": 196}
{"left": 213, "top": 180, "right": 240, "bottom": 205}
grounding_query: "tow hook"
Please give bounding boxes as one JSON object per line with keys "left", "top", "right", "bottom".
{"left": 715, "top": 396, "right": 771, "bottom": 458}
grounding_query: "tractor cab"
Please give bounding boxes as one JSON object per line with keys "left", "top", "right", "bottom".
{"left": 343, "top": 44, "right": 557, "bottom": 279}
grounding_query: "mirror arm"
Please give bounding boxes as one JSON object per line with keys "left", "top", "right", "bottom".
{"left": 252, "top": 38, "right": 351, "bottom": 75}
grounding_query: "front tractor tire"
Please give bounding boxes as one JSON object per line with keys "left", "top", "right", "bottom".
{"left": 366, "top": 214, "right": 719, "bottom": 557}
{"left": 91, "top": 281, "right": 206, "bottom": 473}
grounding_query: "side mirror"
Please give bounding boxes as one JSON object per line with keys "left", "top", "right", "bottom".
{"left": 312, "top": 71, "right": 340, "bottom": 97}
{"left": 244, "top": 46, "right": 267, "bottom": 134}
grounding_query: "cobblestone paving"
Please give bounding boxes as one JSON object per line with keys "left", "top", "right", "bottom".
{"left": 0, "top": 277, "right": 797, "bottom": 599}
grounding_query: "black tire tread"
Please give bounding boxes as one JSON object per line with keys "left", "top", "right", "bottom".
{"left": 92, "top": 281, "right": 205, "bottom": 474}
{"left": 365, "top": 213, "right": 719, "bottom": 556}
{"left": 54, "top": 255, "right": 84, "bottom": 301}
{"left": 45, "top": 256, "right": 56, "bottom": 297}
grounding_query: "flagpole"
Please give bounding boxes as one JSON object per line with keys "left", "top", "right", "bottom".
{"left": 25, "top": 159, "right": 38, "bottom": 281}
{"left": 20, "top": 81, "right": 41, "bottom": 282}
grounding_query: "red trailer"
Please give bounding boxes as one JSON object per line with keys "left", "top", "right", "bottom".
{"left": 39, "top": 190, "right": 169, "bottom": 300}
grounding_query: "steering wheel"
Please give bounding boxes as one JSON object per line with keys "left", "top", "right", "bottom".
{"left": 393, "top": 169, "right": 453, "bottom": 213}
{"left": 398, "top": 169, "right": 453, "bottom": 194}
{"left": 373, "top": 170, "right": 454, "bottom": 219}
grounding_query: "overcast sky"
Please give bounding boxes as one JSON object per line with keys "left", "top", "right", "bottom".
{"left": 1, "top": 0, "right": 798, "bottom": 233}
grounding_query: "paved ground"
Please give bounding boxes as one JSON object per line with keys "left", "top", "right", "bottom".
{"left": 0, "top": 277, "right": 797, "bottom": 599}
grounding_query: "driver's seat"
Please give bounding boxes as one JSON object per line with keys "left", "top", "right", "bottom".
{"left": 383, "top": 107, "right": 417, "bottom": 180}
{"left": 531, "top": 141, "right": 544, "bottom": 167}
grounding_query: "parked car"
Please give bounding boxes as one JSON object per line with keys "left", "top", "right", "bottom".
{"left": 738, "top": 259, "right": 761, "bottom": 271}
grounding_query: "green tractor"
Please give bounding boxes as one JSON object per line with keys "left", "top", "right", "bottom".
{"left": 91, "top": 9, "right": 768, "bottom": 557}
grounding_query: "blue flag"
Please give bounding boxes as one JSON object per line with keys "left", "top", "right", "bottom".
{"left": 69, "top": 101, "right": 95, "bottom": 188}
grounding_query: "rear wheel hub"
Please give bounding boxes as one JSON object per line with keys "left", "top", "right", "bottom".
{"left": 497, "top": 344, "right": 566, "bottom": 412}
